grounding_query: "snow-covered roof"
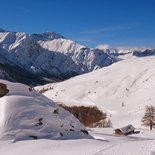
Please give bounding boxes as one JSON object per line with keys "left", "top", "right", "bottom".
{"left": 118, "top": 124, "right": 135, "bottom": 134}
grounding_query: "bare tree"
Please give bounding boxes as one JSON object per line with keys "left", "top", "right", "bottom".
{"left": 141, "top": 105, "right": 155, "bottom": 130}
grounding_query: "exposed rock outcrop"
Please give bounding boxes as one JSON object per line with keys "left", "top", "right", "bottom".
{"left": 0, "top": 83, "right": 9, "bottom": 97}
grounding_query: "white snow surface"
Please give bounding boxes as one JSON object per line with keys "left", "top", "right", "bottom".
{"left": 36, "top": 56, "right": 155, "bottom": 129}
{"left": 0, "top": 80, "right": 90, "bottom": 142}
{"left": 0, "top": 128, "right": 155, "bottom": 155}
{"left": 39, "top": 38, "right": 85, "bottom": 54}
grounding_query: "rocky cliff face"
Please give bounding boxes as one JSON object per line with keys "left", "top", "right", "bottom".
{"left": 0, "top": 83, "right": 9, "bottom": 97}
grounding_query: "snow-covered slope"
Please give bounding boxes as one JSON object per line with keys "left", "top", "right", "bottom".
{"left": 36, "top": 56, "right": 155, "bottom": 128}
{"left": 0, "top": 80, "right": 90, "bottom": 142}
{"left": 1, "top": 128, "right": 155, "bottom": 155}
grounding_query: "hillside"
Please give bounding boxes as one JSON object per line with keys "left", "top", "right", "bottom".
{"left": 0, "top": 80, "right": 90, "bottom": 142}
{"left": 36, "top": 56, "right": 155, "bottom": 128}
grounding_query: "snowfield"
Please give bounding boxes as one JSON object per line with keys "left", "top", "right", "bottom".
{"left": 32, "top": 56, "right": 155, "bottom": 154}
{"left": 36, "top": 56, "right": 155, "bottom": 129}
{"left": 0, "top": 128, "right": 155, "bottom": 155}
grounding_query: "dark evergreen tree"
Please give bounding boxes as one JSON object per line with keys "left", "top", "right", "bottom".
{"left": 141, "top": 105, "right": 155, "bottom": 130}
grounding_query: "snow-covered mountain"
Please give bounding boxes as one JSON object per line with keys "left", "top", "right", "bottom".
{"left": 133, "top": 49, "right": 155, "bottom": 57}
{"left": 0, "top": 28, "right": 154, "bottom": 85}
{"left": 36, "top": 56, "right": 155, "bottom": 128}
{"left": 0, "top": 30, "right": 81, "bottom": 80}
{"left": 0, "top": 80, "right": 90, "bottom": 142}
{"left": 31, "top": 32, "right": 66, "bottom": 41}
{"left": 0, "top": 29, "right": 118, "bottom": 84}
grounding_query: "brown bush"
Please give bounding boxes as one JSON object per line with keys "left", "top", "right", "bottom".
{"left": 60, "top": 105, "right": 112, "bottom": 128}
{"left": 38, "top": 88, "right": 49, "bottom": 94}
{"left": 38, "top": 87, "right": 53, "bottom": 94}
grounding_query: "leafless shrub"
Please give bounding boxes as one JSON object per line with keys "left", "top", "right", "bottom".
{"left": 60, "top": 105, "right": 112, "bottom": 128}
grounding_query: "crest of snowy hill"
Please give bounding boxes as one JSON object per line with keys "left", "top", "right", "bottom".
{"left": 0, "top": 29, "right": 118, "bottom": 84}
{"left": 36, "top": 56, "right": 155, "bottom": 129}
{"left": 0, "top": 80, "right": 90, "bottom": 142}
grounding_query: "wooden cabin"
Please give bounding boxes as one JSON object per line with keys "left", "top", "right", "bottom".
{"left": 114, "top": 124, "right": 136, "bottom": 135}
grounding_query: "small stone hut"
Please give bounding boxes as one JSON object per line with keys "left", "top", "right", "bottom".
{"left": 114, "top": 124, "right": 136, "bottom": 135}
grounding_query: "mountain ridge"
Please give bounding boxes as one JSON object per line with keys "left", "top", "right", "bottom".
{"left": 0, "top": 28, "right": 154, "bottom": 85}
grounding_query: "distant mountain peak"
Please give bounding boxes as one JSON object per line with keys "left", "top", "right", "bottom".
{"left": 31, "top": 31, "right": 65, "bottom": 41}
{"left": 42, "top": 31, "right": 65, "bottom": 39}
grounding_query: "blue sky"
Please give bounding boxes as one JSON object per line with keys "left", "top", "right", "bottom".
{"left": 0, "top": 0, "right": 155, "bottom": 48}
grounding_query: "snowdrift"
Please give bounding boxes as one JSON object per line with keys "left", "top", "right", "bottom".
{"left": 0, "top": 80, "right": 90, "bottom": 142}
